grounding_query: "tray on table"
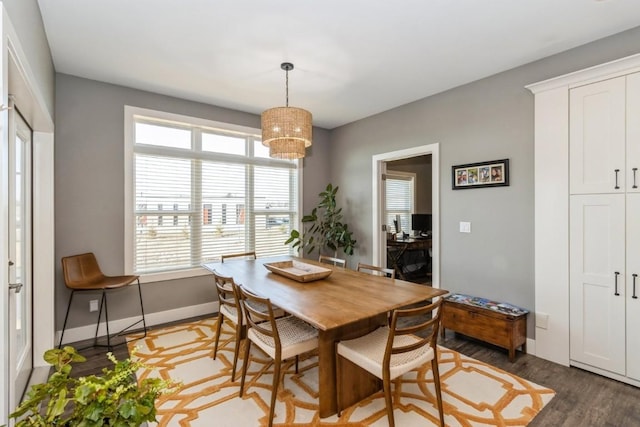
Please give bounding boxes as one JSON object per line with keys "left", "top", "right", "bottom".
{"left": 263, "top": 260, "right": 332, "bottom": 282}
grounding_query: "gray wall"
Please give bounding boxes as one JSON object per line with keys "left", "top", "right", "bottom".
{"left": 329, "top": 25, "right": 640, "bottom": 337}
{"left": 3, "top": 0, "right": 55, "bottom": 118}
{"left": 54, "top": 74, "right": 330, "bottom": 329}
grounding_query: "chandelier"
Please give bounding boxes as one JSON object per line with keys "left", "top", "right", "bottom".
{"left": 261, "top": 62, "right": 312, "bottom": 159}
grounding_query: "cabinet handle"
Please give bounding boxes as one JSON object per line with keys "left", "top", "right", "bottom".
{"left": 634, "top": 273, "right": 638, "bottom": 299}
{"left": 615, "top": 169, "right": 620, "bottom": 189}
{"left": 615, "top": 271, "right": 620, "bottom": 296}
{"left": 634, "top": 168, "right": 638, "bottom": 189}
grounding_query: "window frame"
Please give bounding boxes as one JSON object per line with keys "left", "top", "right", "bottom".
{"left": 384, "top": 170, "right": 417, "bottom": 234}
{"left": 124, "top": 106, "right": 303, "bottom": 283}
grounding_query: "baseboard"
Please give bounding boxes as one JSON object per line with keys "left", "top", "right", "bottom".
{"left": 56, "top": 301, "right": 219, "bottom": 347}
{"left": 526, "top": 337, "right": 536, "bottom": 356}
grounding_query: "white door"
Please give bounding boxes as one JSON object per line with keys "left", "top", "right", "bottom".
{"left": 626, "top": 195, "right": 640, "bottom": 381}
{"left": 628, "top": 72, "right": 640, "bottom": 193}
{"left": 569, "top": 77, "right": 626, "bottom": 194}
{"left": 570, "top": 194, "right": 626, "bottom": 374}
{"left": 8, "top": 108, "right": 33, "bottom": 413}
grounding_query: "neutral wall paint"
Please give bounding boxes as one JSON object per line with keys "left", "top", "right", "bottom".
{"left": 3, "top": 0, "right": 54, "bottom": 117}
{"left": 55, "top": 74, "right": 330, "bottom": 329}
{"left": 329, "top": 25, "right": 640, "bottom": 338}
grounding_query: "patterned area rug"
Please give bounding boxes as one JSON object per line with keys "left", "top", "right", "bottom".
{"left": 127, "top": 318, "right": 554, "bottom": 426}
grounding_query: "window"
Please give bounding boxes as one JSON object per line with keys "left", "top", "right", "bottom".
{"left": 384, "top": 171, "right": 416, "bottom": 233}
{"left": 125, "top": 107, "right": 300, "bottom": 279}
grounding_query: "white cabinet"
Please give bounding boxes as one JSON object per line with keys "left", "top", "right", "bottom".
{"left": 570, "top": 194, "right": 626, "bottom": 374}
{"left": 569, "top": 77, "right": 626, "bottom": 194}
{"left": 627, "top": 194, "right": 640, "bottom": 381}
{"left": 569, "top": 71, "right": 640, "bottom": 382}
{"left": 627, "top": 73, "right": 640, "bottom": 193}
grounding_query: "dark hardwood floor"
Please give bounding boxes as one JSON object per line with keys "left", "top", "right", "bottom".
{"left": 440, "top": 332, "right": 640, "bottom": 427}
{"left": 66, "top": 318, "right": 640, "bottom": 426}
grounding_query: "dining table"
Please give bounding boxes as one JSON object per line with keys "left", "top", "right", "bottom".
{"left": 202, "top": 255, "right": 449, "bottom": 418}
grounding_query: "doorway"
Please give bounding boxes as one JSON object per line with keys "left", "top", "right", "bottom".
{"left": 8, "top": 106, "right": 33, "bottom": 414}
{"left": 372, "top": 144, "right": 440, "bottom": 288}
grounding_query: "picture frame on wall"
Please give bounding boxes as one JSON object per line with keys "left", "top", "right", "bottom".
{"left": 452, "top": 159, "right": 509, "bottom": 190}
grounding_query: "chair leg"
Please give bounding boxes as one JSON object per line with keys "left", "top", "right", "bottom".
{"left": 268, "top": 356, "right": 282, "bottom": 427}
{"left": 431, "top": 357, "right": 445, "bottom": 427}
{"left": 213, "top": 313, "right": 223, "bottom": 360}
{"left": 231, "top": 322, "right": 242, "bottom": 381}
{"left": 239, "top": 339, "right": 252, "bottom": 397}
{"left": 295, "top": 355, "right": 299, "bottom": 374}
{"left": 58, "top": 290, "right": 75, "bottom": 349}
{"left": 383, "top": 374, "right": 395, "bottom": 427}
{"left": 335, "top": 352, "right": 343, "bottom": 416}
{"left": 93, "top": 290, "right": 106, "bottom": 347}
{"left": 136, "top": 278, "right": 147, "bottom": 338}
{"left": 102, "top": 290, "right": 112, "bottom": 351}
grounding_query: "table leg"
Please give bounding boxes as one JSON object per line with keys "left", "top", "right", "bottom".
{"left": 317, "top": 314, "right": 387, "bottom": 418}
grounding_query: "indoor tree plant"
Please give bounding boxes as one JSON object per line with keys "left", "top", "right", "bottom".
{"left": 286, "top": 183, "right": 357, "bottom": 257}
{"left": 8, "top": 346, "right": 177, "bottom": 427}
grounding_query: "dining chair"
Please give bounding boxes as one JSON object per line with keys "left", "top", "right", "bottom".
{"left": 59, "top": 252, "right": 147, "bottom": 350}
{"left": 221, "top": 251, "right": 256, "bottom": 262}
{"left": 318, "top": 255, "right": 346, "bottom": 268}
{"left": 357, "top": 262, "right": 395, "bottom": 279}
{"left": 335, "top": 298, "right": 445, "bottom": 427}
{"left": 212, "top": 272, "right": 284, "bottom": 381}
{"left": 238, "top": 286, "right": 318, "bottom": 427}
{"left": 212, "top": 273, "right": 245, "bottom": 381}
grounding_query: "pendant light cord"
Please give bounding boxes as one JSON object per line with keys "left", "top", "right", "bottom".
{"left": 285, "top": 68, "right": 289, "bottom": 107}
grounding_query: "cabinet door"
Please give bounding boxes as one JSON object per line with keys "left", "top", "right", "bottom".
{"left": 570, "top": 194, "right": 626, "bottom": 374}
{"left": 570, "top": 77, "right": 626, "bottom": 194}
{"left": 627, "top": 194, "right": 640, "bottom": 380}
{"left": 628, "top": 73, "right": 640, "bottom": 193}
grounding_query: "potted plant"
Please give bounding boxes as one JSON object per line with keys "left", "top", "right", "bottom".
{"left": 8, "top": 346, "right": 177, "bottom": 427}
{"left": 286, "top": 183, "right": 357, "bottom": 257}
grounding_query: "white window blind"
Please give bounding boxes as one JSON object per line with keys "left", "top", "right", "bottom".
{"left": 127, "top": 109, "right": 299, "bottom": 276}
{"left": 385, "top": 172, "right": 415, "bottom": 234}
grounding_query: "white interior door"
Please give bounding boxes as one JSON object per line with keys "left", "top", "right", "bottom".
{"left": 626, "top": 193, "right": 640, "bottom": 381}
{"left": 570, "top": 194, "right": 626, "bottom": 374}
{"left": 569, "top": 76, "right": 626, "bottom": 194}
{"left": 8, "top": 107, "right": 33, "bottom": 413}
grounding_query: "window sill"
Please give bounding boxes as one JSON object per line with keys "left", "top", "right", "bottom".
{"left": 137, "top": 267, "right": 211, "bottom": 284}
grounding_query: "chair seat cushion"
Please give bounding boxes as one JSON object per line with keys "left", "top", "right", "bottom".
{"left": 220, "top": 304, "right": 240, "bottom": 324}
{"left": 248, "top": 316, "right": 318, "bottom": 360}
{"left": 337, "top": 327, "right": 435, "bottom": 380}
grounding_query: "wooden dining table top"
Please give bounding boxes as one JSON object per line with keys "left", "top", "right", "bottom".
{"left": 202, "top": 255, "right": 449, "bottom": 331}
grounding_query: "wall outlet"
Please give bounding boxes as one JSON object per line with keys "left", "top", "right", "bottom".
{"left": 89, "top": 299, "right": 99, "bottom": 312}
{"left": 459, "top": 221, "right": 471, "bottom": 233}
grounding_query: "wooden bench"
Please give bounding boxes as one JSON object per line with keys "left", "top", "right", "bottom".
{"left": 440, "top": 293, "right": 528, "bottom": 362}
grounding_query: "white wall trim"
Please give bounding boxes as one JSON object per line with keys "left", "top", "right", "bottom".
{"left": 526, "top": 337, "right": 536, "bottom": 357}
{"left": 0, "top": 8, "right": 9, "bottom": 424}
{"left": 372, "top": 144, "right": 440, "bottom": 288}
{"left": 527, "top": 54, "right": 640, "bottom": 367}
{"left": 57, "top": 301, "right": 219, "bottom": 346}
{"left": 32, "top": 131, "right": 55, "bottom": 363}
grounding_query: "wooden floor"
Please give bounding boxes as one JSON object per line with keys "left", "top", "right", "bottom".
{"left": 67, "top": 318, "right": 640, "bottom": 426}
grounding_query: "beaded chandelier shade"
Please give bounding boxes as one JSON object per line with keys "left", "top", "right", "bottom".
{"left": 261, "top": 63, "right": 312, "bottom": 159}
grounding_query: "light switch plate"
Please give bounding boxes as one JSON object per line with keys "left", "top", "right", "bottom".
{"left": 459, "top": 221, "right": 471, "bottom": 233}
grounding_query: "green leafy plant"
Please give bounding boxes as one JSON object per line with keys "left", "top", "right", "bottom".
{"left": 8, "top": 346, "right": 178, "bottom": 427}
{"left": 286, "top": 183, "right": 357, "bottom": 257}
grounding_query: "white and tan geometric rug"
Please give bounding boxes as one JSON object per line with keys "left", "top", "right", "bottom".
{"left": 127, "top": 317, "right": 554, "bottom": 427}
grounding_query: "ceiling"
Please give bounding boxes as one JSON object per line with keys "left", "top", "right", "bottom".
{"left": 37, "top": 0, "right": 640, "bottom": 129}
